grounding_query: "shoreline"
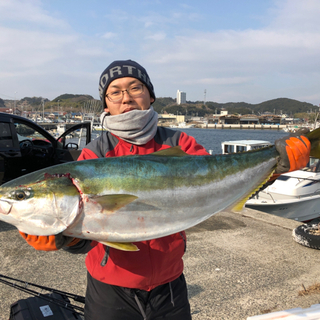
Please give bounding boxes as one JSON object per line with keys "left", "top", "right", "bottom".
{"left": 203, "top": 124, "right": 286, "bottom": 130}
{"left": 158, "top": 123, "right": 293, "bottom": 130}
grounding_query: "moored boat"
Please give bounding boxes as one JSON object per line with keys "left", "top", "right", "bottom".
{"left": 169, "top": 122, "right": 195, "bottom": 129}
{"left": 93, "top": 124, "right": 106, "bottom": 131}
{"left": 245, "top": 157, "right": 320, "bottom": 222}
{"left": 220, "top": 140, "right": 272, "bottom": 154}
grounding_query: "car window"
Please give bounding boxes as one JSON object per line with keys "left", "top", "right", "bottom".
{"left": 14, "top": 122, "right": 52, "bottom": 144}
{"left": 58, "top": 126, "right": 90, "bottom": 150}
{"left": 0, "top": 123, "right": 14, "bottom": 148}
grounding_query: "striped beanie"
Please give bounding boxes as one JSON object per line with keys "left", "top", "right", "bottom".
{"left": 99, "top": 60, "right": 156, "bottom": 109}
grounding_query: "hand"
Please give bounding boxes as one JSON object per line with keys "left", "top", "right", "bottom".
{"left": 19, "top": 231, "right": 80, "bottom": 251}
{"left": 275, "top": 130, "right": 311, "bottom": 174}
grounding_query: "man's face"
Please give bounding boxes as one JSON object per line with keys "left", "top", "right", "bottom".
{"left": 104, "top": 77, "right": 154, "bottom": 116}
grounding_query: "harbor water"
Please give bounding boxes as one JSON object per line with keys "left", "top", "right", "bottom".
{"left": 169, "top": 128, "right": 289, "bottom": 155}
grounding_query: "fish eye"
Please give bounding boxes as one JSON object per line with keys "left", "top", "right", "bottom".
{"left": 15, "top": 190, "right": 27, "bottom": 200}
{"left": 9, "top": 189, "right": 33, "bottom": 201}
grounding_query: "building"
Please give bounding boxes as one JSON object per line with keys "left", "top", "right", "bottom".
{"left": 240, "top": 115, "right": 260, "bottom": 125}
{"left": 176, "top": 90, "right": 186, "bottom": 105}
{"left": 158, "top": 113, "right": 185, "bottom": 126}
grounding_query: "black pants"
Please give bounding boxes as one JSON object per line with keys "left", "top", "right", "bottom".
{"left": 84, "top": 273, "right": 192, "bottom": 320}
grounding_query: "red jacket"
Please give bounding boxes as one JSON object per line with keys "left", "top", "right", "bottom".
{"left": 76, "top": 127, "right": 209, "bottom": 291}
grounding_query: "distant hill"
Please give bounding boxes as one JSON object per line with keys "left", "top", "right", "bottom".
{"left": 20, "top": 97, "right": 49, "bottom": 107}
{"left": 154, "top": 97, "right": 316, "bottom": 117}
{"left": 251, "top": 98, "right": 315, "bottom": 115}
{"left": 4, "top": 94, "right": 102, "bottom": 113}
{"left": 52, "top": 94, "right": 95, "bottom": 103}
{"left": 3, "top": 95, "right": 316, "bottom": 117}
{"left": 48, "top": 94, "right": 100, "bottom": 111}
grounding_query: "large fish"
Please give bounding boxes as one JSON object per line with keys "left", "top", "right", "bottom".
{"left": 0, "top": 128, "right": 320, "bottom": 251}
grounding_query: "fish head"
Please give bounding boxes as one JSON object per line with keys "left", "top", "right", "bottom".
{"left": 0, "top": 171, "right": 81, "bottom": 235}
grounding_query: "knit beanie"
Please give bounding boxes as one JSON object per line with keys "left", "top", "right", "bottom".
{"left": 99, "top": 60, "right": 156, "bottom": 109}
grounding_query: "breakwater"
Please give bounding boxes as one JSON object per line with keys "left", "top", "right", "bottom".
{"left": 38, "top": 123, "right": 78, "bottom": 131}
{"left": 203, "top": 124, "right": 287, "bottom": 130}
{"left": 40, "top": 122, "right": 289, "bottom": 131}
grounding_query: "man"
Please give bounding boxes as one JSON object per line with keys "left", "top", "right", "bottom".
{"left": 20, "top": 60, "right": 311, "bottom": 320}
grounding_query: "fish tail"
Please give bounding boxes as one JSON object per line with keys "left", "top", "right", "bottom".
{"left": 232, "top": 169, "right": 275, "bottom": 212}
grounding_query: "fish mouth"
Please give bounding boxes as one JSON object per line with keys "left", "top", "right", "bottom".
{"left": 0, "top": 199, "right": 12, "bottom": 215}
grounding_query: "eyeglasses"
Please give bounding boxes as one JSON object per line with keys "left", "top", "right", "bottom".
{"left": 106, "top": 84, "right": 145, "bottom": 102}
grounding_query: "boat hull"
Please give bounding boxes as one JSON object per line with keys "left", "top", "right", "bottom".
{"left": 245, "top": 195, "right": 320, "bottom": 222}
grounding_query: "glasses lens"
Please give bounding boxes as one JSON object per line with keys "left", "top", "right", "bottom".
{"left": 128, "top": 84, "right": 143, "bottom": 96}
{"left": 107, "top": 91, "right": 122, "bottom": 102}
{"left": 106, "top": 84, "right": 144, "bottom": 102}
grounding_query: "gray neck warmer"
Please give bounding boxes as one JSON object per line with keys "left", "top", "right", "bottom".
{"left": 100, "top": 107, "right": 158, "bottom": 145}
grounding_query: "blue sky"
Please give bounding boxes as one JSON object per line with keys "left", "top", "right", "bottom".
{"left": 1, "top": 0, "right": 320, "bottom": 106}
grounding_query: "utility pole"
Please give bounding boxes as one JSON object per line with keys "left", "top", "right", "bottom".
{"left": 41, "top": 98, "right": 44, "bottom": 120}
{"left": 14, "top": 92, "right": 17, "bottom": 115}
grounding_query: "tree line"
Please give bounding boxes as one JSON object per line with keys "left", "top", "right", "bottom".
{"left": 2, "top": 95, "right": 318, "bottom": 120}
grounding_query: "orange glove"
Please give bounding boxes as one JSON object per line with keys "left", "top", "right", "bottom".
{"left": 19, "top": 231, "right": 80, "bottom": 251}
{"left": 275, "top": 132, "right": 311, "bottom": 174}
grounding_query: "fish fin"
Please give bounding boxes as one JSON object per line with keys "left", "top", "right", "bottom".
{"left": 91, "top": 194, "right": 138, "bottom": 212}
{"left": 307, "top": 127, "right": 320, "bottom": 159}
{"left": 99, "top": 241, "right": 139, "bottom": 251}
{"left": 149, "top": 146, "right": 189, "bottom": 157}
{"left": 231, "top": 170, "right": 275, "bottom": 212}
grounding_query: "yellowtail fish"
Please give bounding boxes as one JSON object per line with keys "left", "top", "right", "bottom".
{"left": 0, "top": 128, "right": 320, "bottom": 251}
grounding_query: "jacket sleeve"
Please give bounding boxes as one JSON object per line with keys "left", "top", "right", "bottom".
{"left": 77, "top": 147, "right": 99, "bottom": 160}
{"left": 63, "top": 239, "right": 98, "bottom": 254}
{"left": 178, "top": 131, "right": 210, "bottom": 156}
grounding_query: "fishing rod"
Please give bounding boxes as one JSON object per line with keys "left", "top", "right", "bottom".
{"left": 0, "top": 274, "right": 85, "bottom": 303}
{"left": 0, "top": 274, "right": 85, "bottom": 315}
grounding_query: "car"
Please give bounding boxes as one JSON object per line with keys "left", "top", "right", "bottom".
{"left": 0, "top": 112, "right": 92, "bottom": 185}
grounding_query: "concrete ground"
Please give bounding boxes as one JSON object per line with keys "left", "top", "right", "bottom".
{"left": 1, "top": 208, "right": 320, "bottom": 320}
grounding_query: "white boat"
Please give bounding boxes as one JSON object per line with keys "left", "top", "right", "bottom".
{"left": 220, "top": 140, "right": 272, "bottom": 154}
{"left": 93, "top": 125, "right": 106, "bottom": 131}
{"left": 169, "top": 122, "right": 195, "bottom": 129}
{"left": 208, "top": 139, "right": 271, "bottom": 155}
{"left": 245, "top": 157, "right": 320, "bottom": 222}
{"left": 218, "top": 139, "right": 320, "bottom": 222}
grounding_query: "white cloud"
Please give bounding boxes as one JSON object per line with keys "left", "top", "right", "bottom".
{"left": 0, "top": 0, "right": 69, "bottom": 29}
{"left": 0, "top": 27, "right": 78, "bottom": 71}
{"left": 142, "top": 1, "right": 320, "bottom": 103}
{"left": 101, "top": 32, "right": 117, "bottom": 39}
{"left": 0, "top": 0, "right": 107, "bottom": 99}
{"left": 269, "top": 0, "right": 320, "bottom": 32}
{"left": 188, "top": 77, "right": 252, "bottom": 86}
{"left": 145, "top": 32, "right": 166, "bottom": 41}
{"left": 1, "top": 0, "right": 320, "bottom": 104}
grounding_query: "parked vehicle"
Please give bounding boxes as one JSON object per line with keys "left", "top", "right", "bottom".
{"left": 0, "top": 112, "right": 91, "bottom": 185}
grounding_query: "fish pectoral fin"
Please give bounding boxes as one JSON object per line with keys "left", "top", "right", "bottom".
{"left": 231, "top": 170, "right": 275, "bottom": 212}
{"left": 149, "top": 146, "right": 188, "bottom": 157}
{"left": 99, "top": 241, "right": 139, "bottom": 251}
{"left": 91, "top": 194, "right": 138, "bottom": 212}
